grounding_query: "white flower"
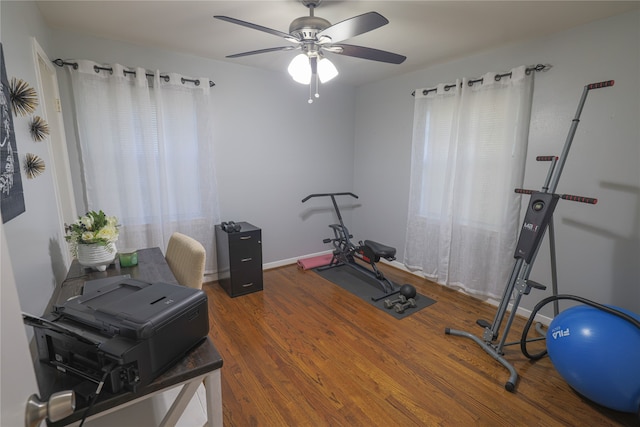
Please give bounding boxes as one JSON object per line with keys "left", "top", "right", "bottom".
{"left": 65, "top": 210, "right": 120, "bottom": 257}
{"left": 80, "top": 215, "right": 94, "bottom": 230}
{"left": 96, "top": 225, "right": 118, "bottom": 242}
{"left": 81, "top": 231, "right": 95, "bottom": 242}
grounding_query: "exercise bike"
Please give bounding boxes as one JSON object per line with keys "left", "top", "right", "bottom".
{"left": 302, "top": 192, "right": 398, "bottom": 301}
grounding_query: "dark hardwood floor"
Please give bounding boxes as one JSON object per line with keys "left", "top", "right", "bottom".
{"left": 204, "top": 263, "right": 637, "bottom": 426}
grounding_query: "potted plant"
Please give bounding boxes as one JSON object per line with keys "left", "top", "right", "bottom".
{"left": 65, "top": 210, "right": 119, "bottom": 271}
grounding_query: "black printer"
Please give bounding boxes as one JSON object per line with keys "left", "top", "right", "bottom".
{"left": 27, "top": 278, "right": 208, "bottom": 393}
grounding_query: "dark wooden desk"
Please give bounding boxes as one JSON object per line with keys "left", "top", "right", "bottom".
{"left": 34, "top": 247, "right": 223, "bottom": 427}
{"left": 46, "top": 247, "right": 179, "bottom": 312}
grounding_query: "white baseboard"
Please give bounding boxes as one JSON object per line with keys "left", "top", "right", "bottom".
{"left": 383, "top": 259, "right": 553, "bottom": 326}
{"left": 264, "top": 250, "right": 333, "bottom": 270}
{"left": 205, "top": 252, "right": 552, "bottom": 326}
{"left": 203, "top": 250, "right": 330, "bottom": 284}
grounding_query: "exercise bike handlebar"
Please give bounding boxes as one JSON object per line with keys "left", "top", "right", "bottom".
{"left": 515, "top": 188, "right": 598, "bottom": 204}
{"left": 302, "top": 192, "right": 359, "bottom": 203}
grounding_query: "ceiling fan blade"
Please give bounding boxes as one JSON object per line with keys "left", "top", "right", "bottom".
{"left": 226, "top": 46, "right": 298, "bottom": 58}
{"left": 317, "top": 12, "right": 388, "bottom": 44}
{"left": 214, "top": 15, "right": 298, "bottom": 42}
{"left": 330, "top": 44, "right": 406, "bottom": 64}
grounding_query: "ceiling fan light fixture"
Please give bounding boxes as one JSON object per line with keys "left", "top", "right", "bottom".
{"left": 318, "top": 57, "right": 338, "bottom": 83}
{"left": 288, "top": 53, "right": 312, "bottom": 84}
{"left": 217, "top": 1, "right": 406, "bottom": 102}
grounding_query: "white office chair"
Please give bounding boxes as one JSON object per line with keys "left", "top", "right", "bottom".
{"left": 165, "top": 232, "right": 206, "bottom": 290}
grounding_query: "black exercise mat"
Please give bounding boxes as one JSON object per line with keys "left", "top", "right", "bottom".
{"left": 313, "top": 264, "right": 436, "bottom": 319}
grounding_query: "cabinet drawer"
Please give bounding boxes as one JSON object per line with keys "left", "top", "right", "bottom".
{"left": 229, "top": 231, "right": 260, "bottom": 251}
{"left": 229, "top": 268, "right": 263, "bottom": 296}
{"left": 229, "top": 246, "right": 262, "bottom": 271}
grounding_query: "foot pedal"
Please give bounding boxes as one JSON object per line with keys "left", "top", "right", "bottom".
{"left": 526, "top": 280, "right": 547, "bottom": 291}
{"left": 323, "top": 238, "right": 331, "bottom": 244}
{"left": 477, "top": 320, "right": 499, "bottom": 341}
{"left": 476, "top": 319, "right": 491, "bottom": 328}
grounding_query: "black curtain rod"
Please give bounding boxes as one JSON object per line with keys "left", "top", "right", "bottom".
{"left": 53, "top": 59, "right": 215, "bottom": 87}
{"left": 411, "top": 64, "right": 550, "bottom": 97}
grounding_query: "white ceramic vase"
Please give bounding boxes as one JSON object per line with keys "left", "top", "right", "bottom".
{"left": 77, "top": 242, "right": 117, "bottom": 272}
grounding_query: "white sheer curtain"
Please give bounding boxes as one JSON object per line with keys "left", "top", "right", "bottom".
{"left": 404, "top": 65, "right": 534, "bottom": 299}
{"left": 68, "top": 61, "right": 220, "bottom": 272}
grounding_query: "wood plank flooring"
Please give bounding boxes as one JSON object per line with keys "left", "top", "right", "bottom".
{"left": 204, "top": 263, "right": 637, "bottom": 426}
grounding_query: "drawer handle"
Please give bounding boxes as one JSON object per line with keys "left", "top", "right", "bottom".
{"left": 241, "top": 257, "right": 252, "bottom": 262}
{"left": 240, "top": 236, "right": 252, "bottom": 240}
{"left": 242, "top": 283, "right": 254, "bottom": 288}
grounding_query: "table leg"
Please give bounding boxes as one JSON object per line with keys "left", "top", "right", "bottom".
{"left": 159, "top": 379, "right": 201, "bottom": 427}
{"left": 204, "top": 370, "right": 222, "bottom": 427}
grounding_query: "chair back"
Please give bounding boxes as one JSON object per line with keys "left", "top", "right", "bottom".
{"left": 165, "top": 232, "right": 206, "bottom": 289}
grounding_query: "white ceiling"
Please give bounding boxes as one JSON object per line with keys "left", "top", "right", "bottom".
{"left": 35, "top": 1, "right": 639, "bottom": 86}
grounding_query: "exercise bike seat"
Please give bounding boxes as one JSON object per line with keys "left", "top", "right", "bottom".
{"left": 363, "top": 240, "right": 396, "bottom": 260}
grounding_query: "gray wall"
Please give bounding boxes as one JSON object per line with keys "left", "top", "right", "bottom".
{"left": 0, "top": 1, "right": 65, "bottom": 318}
{"left": 353, "top": 10, "right": 640, "bottom": 315}
{"left": 1, "top": 1, "right": 356, "bottom": 319}
{"left": 49, "top": 30, "right": 357, "bottom": 266}
{"left": 2, "top": 1, "right": 638, "bottom": 323}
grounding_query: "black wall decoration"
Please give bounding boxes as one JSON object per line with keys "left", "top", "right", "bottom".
{"left": 0, "top": 43, "right": 26, "bottom": 223}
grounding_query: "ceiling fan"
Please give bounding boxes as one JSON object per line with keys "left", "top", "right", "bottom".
{"left": 214, "top": 0, "right": 406, "bottom": 102}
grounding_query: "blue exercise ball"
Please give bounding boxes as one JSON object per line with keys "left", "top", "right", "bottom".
{"left": 546, "top": 304, "right": 640, "bottom": 413}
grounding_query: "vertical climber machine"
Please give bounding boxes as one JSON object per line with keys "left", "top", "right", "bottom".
{"left": 445, "top": 79, "right": 615, "bottom": 391}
